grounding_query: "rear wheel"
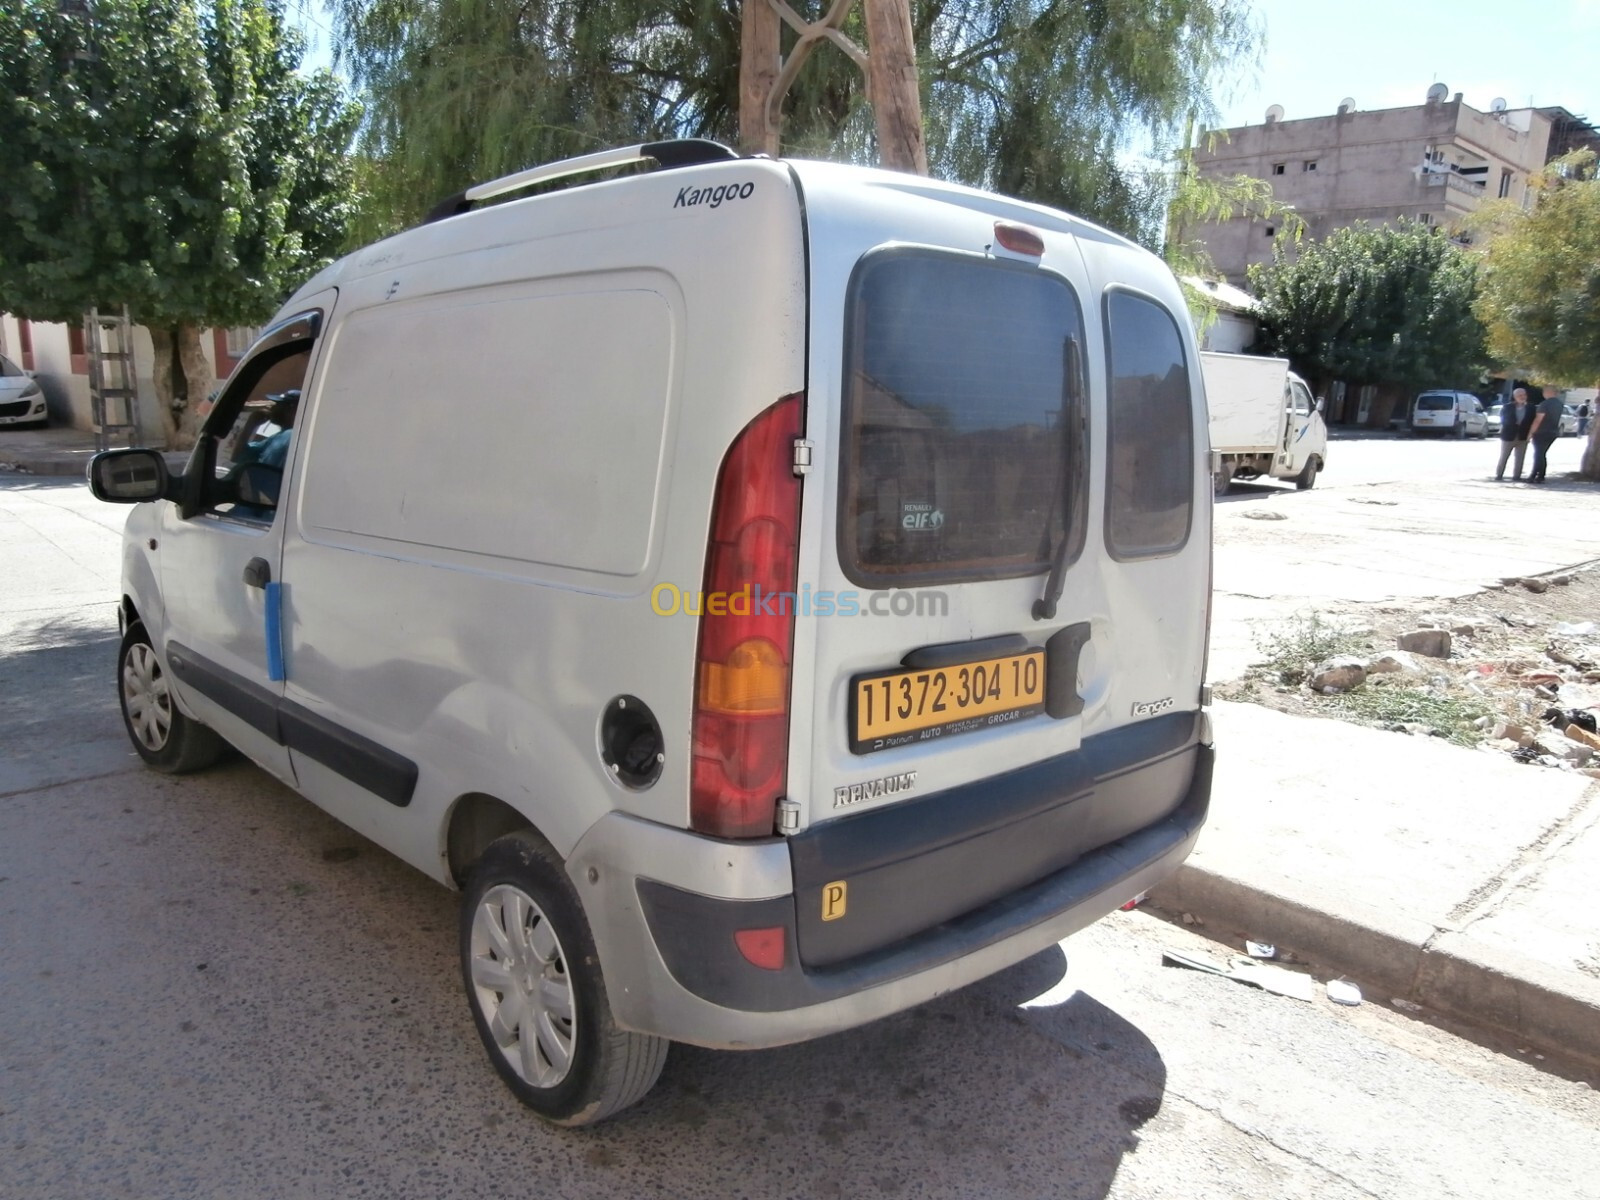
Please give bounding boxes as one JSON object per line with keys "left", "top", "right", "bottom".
{"left": 1294, "top": 457, "right": 1320, "bottom": 490}
{"left": 1212, "top": 465, "right": 1233, "bottom": 497}
{"left": 118, "top": 624, "right": 226, "bottom": 773}
{"left": 460, "top": 830, "right": 668, "bottom": 1125}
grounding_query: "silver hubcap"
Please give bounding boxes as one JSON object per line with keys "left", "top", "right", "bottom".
{"left": 122, "top": 642, "right": 172, "bottom": 752}
{"left": 470, "top": 885, "right": 576, "bottom": 1088}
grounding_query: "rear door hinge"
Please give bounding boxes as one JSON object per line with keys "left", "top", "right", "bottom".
{"left": 792, "top": 439, "right": 814, "bottom": 477}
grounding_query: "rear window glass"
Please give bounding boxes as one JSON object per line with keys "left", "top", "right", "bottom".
{"left": 1416, "top": 394, "right": 1454, "bottom": 410}
{"left": 840, "top": 250, "right": 1086, "bottom": 586}
{"left": 1104, "top": 289, "right": 1193, "bottom": 559}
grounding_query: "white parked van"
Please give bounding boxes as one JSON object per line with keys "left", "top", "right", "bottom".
{"left": 1411, "top": 390, "right": 1488, "bottom": 438}
{"left": 90, "top": 141, "right": 1214, "bottom": 1125}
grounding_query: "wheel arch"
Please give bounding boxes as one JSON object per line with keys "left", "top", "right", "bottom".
{"left": 446, "top": 792, "right": 539, "bottom": 887}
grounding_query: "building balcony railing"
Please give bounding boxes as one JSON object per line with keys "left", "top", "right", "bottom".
{"left": 1424, "top": 172, "right": 1485, "bottom": 196}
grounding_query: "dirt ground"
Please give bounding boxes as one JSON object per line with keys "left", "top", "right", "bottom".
{"left": 1215, "top": 559, "right": 1600, "bottom": 774}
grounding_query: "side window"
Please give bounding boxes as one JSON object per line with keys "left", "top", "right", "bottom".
{"left": 1104, "top": 290, "right": 1194, "bottom": 560}
{"left": 195, "top": 341, "right": 314, "bottom": 523}
{"left": 1291, "top": 381, "right": 1313, "bottom": 417}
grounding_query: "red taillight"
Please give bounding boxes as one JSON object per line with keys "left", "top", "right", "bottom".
{"left": 691, "top": 394, "right": 804, "bottom": 838}
{"left": 733, "top": 926, "right": 787, "bottom": 970}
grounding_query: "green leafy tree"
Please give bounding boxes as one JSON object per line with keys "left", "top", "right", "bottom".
{"left": 1248, "top": 220, "right": 1486, "bottom": 426}
{"left": 0, "top": 0, "right": 360, "bottom": 447}
{"left": 327, "top": 0, "right": 1257, "bottom": 240}
{"left": 1472, "top": 151, "right": 1600, "bottom": 477}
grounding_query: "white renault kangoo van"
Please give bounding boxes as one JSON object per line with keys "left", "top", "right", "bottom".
{"left": 90, "top": 140, "right": 1214, "bottom": 1125}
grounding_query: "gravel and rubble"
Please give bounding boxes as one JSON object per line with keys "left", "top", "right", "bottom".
{"left": 1216, "top": 562, "right": 1600, "bottom": 773}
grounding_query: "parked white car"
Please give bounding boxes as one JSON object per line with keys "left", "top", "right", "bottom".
{"left": 0, "top": 352, "right": 48, "bottom": 427}
{"left": 88, "top": 140, "right": 1214, "bottom": 1124}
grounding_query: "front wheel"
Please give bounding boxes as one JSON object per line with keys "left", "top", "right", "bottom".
{"left": 1294, "top": 457, "right": 1320, "bottom": 490}
{"left": 460, "top": 830, "right": 668, "bottom": 1125}
{"left": 118, "top": 624, "right": 226, "bottom": 772}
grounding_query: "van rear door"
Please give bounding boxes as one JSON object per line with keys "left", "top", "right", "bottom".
{"left": 783, "top": 168, "right": 1208, "bottom": 966}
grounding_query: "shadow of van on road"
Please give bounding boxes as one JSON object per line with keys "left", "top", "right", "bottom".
{"left": 0, "top": 614, "right": 136, "bottom": 794}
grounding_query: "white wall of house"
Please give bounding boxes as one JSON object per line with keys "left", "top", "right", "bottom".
{"left": 1198, "top": 311, "right": 1258, "bottom": 354}
{"left": 1, "top": 312, "right": 237, "bottom": 445}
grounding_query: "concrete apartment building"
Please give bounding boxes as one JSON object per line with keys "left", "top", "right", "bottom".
{"left": 1191, "top": 86, "right": 1561, "bottom": 283}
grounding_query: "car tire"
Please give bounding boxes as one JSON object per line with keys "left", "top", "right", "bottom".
{"left": 1454, "top": 422, "right": 1466, "bottom": 439}
{"left": 1213, "top": 465, "right": 1233, "bottom": 497}
{"left": 118, "top": 623, "right": 228, "bottom": 773}
{"left": 460, "top": 829, "right": 668, "bottom": 1126}
{"left": 1294, "top": 458, "right": 1319, "bottom": 490}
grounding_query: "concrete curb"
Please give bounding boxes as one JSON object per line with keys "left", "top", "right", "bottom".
{"left": 1150, "top": 863, "right": 1600, "bottom": 1069}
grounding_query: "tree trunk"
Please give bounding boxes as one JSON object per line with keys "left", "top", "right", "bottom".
{"left": 147, "top": 323, "right": 214, "bottom": 451}
{"left": 863, "top": 0, "right": 927, "bottom": 174}
{"left": 738, "top": 0, "right": 781, "bottom": 156}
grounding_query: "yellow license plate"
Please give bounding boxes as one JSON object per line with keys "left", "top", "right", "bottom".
{"left": 849, "top": 650, "right": 1046, "bottom": 754}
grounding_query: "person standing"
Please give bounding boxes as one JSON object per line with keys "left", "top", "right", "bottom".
{"left": 1526, "top": 386, "right": 1565, "bottom": 483}
{"left": 1494, "top": 388, "right": 1534, "bottom": 480}
{"left": 1580, "top": 401, "right": 1591, "bottom": 437}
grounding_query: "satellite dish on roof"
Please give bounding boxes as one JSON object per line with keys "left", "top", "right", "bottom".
{"left": 1491, "top": 97, "right": 1508, "bottom": 113}
{"left": 1426, "top": 83, "right": 1448, "bottom": 103}
{"left": 1337, "top": 97, "right": 1356, "bottom": 114}
{"left": 1265, "top": 103, "right": 1285, "bottom": 124}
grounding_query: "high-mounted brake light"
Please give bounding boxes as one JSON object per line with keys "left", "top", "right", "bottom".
{"left": 691, "top": 394, "right": 804, "bottom": 838}
{"left": 994, "top": 221, "right": 1045, "bottom": 257}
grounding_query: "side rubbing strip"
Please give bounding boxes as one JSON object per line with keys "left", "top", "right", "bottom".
{"left": 279, "top": 701, "right": 418, "bottom": 808}
{"left": 164, "top": 642, "right": 280, "bottom": 741}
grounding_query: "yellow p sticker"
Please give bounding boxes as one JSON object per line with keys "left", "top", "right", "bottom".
{"left": 821, "top": 881, "right": 848, "bottom": 922}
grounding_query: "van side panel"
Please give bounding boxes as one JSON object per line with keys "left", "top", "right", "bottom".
{"left": 300, "top": 282, "right": 675, "bottom": 577}
{"left": 275, "top": 160, "right": 807, "bottom": 878}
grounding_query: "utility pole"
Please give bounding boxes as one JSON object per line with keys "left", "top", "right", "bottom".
{"left": 738, "top": 0, "right": 927, "bottom": 175}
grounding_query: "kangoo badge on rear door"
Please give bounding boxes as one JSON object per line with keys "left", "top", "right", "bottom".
{"left": 1132, "top": 697, "right": 1174, "bottom": 717}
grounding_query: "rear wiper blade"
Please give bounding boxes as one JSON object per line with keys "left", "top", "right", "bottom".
{"left": 1033, "top": 333, "right": 1084, "bottom": 622}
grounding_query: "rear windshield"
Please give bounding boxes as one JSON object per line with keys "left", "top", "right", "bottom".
{"left": 1104, "top": 289, "right": 1194, "bottom": 560}
{"left": 1416, "top": 394, "right": 1455, "bottom": 411}
{"left": 839, "top": 249, "right": 1086, "bottom": 586}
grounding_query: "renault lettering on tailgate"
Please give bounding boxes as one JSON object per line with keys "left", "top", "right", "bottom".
{"left": 849, "top": 650, "right": 1046, "bottom": 754}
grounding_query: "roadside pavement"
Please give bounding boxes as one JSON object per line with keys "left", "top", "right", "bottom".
{"left": 0, "top": 423, "right": 188, "bottom": 478}
{"left": 7, "top": 425, "right": 1600, "bottom": 1073}
{"left": 1170, "top": 465, "right": 1600, "bottom": 1071}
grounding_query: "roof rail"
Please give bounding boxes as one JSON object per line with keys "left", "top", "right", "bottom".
{"left": 421, "top": 139, "right": 739, "bottom": 225}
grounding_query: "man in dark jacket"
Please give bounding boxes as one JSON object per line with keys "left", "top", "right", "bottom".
{"left": 1494, "top": 389, "right": 1534, "bottom": 481}
{"left": 1526, "top": 387, "right": 1564, "bottom": 483}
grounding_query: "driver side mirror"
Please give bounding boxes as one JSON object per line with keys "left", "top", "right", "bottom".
{"left": 1315, "top": 396, "right": 1325, "bottom": 413}
{"left": 87, "top": 448, "right": 176, "bottom": 504}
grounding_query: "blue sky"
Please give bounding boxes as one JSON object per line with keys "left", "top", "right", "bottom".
{"left": 1215, "top": 0, "right": 1600, "bottom": 129}
{"left": 292, "top": 0, "right": 1600, "bottom": 133}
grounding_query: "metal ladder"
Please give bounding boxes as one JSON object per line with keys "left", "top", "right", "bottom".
{"left": 86, "top": 306, "right": 141, "bottom": 450}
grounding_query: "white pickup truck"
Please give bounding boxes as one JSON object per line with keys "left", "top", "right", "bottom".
{"left": 1202, "top": 351, "right": 1327, "bottom": 494}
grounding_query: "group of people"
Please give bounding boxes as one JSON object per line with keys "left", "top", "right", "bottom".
{"left": 1494, "top": 386, "right": 1570, "bottom": 484}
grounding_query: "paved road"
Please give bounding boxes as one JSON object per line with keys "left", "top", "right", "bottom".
{"left": 1314, "top": 428, "right": 1589, "bottom": 489}
{"left": 4, "top": 470, "right": 1600, "bottom": 1200}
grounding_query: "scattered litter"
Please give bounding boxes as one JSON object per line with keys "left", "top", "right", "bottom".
{"left": 1517, "top": 578, "right": 1550, "bottom": 594}
{"left": 1162, "top": 948, "right": 1316, "bottom": 1002}
{"left": 1119, "top": 890, "right": 1148, "bottom": 911}
{"left": 1391, "top": 997, "right": 1423, "bottom": 1014}
{"left": 1180, "top": 912, "right": 1200, "bottom": 926}
{"left": 1543, "top": 707, "right": 1598, "bottom": 733}
{"left": 1245, "top": 941, "right": 1277, "bottom": 959}
{"left": 1554, "top": 622, "right": 1596, "bottom": 637}
{"left": 1327, "top": 979, "right": 1362, "bottom": 1006}
{"left": 1242, "top": 509, "right": 1289, "bottom": 521}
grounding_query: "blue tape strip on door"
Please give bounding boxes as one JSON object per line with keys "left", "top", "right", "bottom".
{"left": 265, "top": 581, "right": 285, "bottom": 682}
